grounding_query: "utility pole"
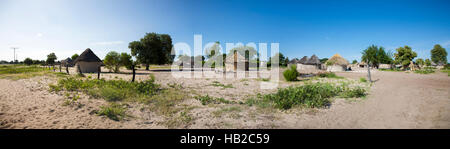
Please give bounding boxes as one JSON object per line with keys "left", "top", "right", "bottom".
{"left": 10, "top": 47, "right": 19, "bottom": 64}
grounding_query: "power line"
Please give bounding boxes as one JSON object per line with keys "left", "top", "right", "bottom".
{"left": 10, "top": 47, "right": 19, "bottom": 63}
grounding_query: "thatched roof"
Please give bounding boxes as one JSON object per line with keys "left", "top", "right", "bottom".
{"left": 225, "top": 52, "right": 247, "bottom": 63}
{"left": 305, "top": 55, "right": 321, "bottom": 65}
{"left": 288, "top": 58, "right": 299, "bottom": 64}
{"left": 298, "top": 56, "right": 308, "bottom": 64}
{"left": 74, "top": 48, "right": 102, "bottom": 63}
{"left": 327, "top": 54, "right": 349, "bottom": 66}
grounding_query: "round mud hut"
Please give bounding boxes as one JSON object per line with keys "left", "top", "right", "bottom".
{"left": 326, "top": 54, "right": 349, "bottom": 72}
{"left": 74, "top": 48, "right": 103, "bottom": 73}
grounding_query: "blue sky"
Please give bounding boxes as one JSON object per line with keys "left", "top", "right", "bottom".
{"left": 1, "top": 0, "right": 449, "bottom": 62}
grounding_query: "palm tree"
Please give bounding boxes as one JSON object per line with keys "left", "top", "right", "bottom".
{"left": 361, "top": 45, "right": 380, "bottom": 82}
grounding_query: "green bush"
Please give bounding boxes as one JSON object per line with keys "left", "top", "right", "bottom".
{"left": 359, "top": 77, "right": 367, "bottom": 83}
{"left": 97, "top": 103, "right": 127, "bottom": 121}
{"left": 52, "top": 75, "right": 160, "bottom": 101}
{"left": 318, "top": 72, "right": 343, "bottom": 79}
{"left": 414, "top": 68, "right": 435, "bottom": 74}
{"left": 195, "top": 95, "right": 235, "bottom": 105}
{"left": 283, "top": 65, "right": 299, "bottom": 81}
{"left": 262, "top": 82, "right": 367, "bottom": 110}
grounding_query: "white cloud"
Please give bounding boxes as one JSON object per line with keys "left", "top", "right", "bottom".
{"left": 36, "top": 33, "right": 43, "bottom": 37}
{"left": 90, "top": 41, "right": 124, "bottom": 46}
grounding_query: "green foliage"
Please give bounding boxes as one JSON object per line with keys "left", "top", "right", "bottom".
{"left": 210, "top": 81, "right": 233, "bottom": 88}
{"left": 283, "top": 65, "right": 299, "bottom": 81}
{"left": 379, "top": 68, "right": 403, "bottom": 72}
{"left": 352, "top": 60, "right": 358, "bottom": 64}
{"left": 195, "top": 95, "right": 236, "bottom": 105}
{"left": 415, "top": 58, "right": 424, "bottom": 66}
{"left": 425, "top": 59, "right": 432, "bottom": 66}
{"left": 414, "top": 67, "right": 435, "bottom": 74}
{"left": 320, "top": 58, "right": 329, "bottom": 64}
{"left": 205, "top": 41, "right": 221, "bottom": 59}
{"left": 262, "top": 82, "right": 367, "bottom": 110}
{"left": 24, "top": 58, "right": 33, "bottom": 65}
{"left": 359, "top": 77, "right": 367, "bottom": 83}
{"left": 52, "top": 76, "right": 160, "bottom": 101}
{"left": 394, "top": 46, "right": 417, "bottom": 68}
{"left": 71, "top": 54, "right": 79, "bottom": 60}
{"left": 120, "top": 52, "right": 133, "bottom": 70}
{"left": 317, "top": 72, "right": 343, "bottom": 79}
{"left": 129, "top": 33, "right": 174, "bottom": 70}
{"left": 46, "top": 53, "right": 57, "bottom": 65}
{"left": 361, "top": 45, "right": 393, "bottom": 68}
{"left": 97, "top": 103, "right": 127, "bottom": 121}
{"left": 104, "top": 51, "right": 121, "bottom": 72}
{"left": 430, "top": 44, "right": 447, "bottom": 65}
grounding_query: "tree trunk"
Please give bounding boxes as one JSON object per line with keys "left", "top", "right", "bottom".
{"left": 132, "top": 64, "right": 136, "bottom": 82}
{"left": 97, "top": 66, "right": 101, "bottom": 79}
{"left": 146, "top": 64, "right": 149, "bottom": 70}
{"left": 367, "top": 60, "right": 372, "bottom": 82}
{"left": 59, "top": 64, "right": 62, "bottom": 72}
{"left": 66, "top": 65, "right": 69, "bottom": 74}
{"left": 77, "top": 64, "right": 83, "bottom": 76}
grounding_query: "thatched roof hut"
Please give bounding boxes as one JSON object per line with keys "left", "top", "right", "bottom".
{"left": 225, "top": 52, "right": 248, "bottom": 72}
{"left": 74, "top": 48, "right": 103, "bottom": 73}
{"left": 326, "top": 54, "right": 349, "bottom": 72}
{"left": 298, "top": 56, "right": 308, "bottom": 64}
{"left": 61, "top": 57, "right": 74, "bottom": 67}
{"left": 326, "top": 54, "right": 349, "bottom": 66}
{"left": 305, "top": 54, "right": 321, "bottom": 65}
{"left": 288, "top": 58, "right": 299, "bottom": 64}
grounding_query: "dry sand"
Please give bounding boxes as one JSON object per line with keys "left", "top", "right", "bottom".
{"left": 0, "top": 67, "right": 449, "bottom": 129}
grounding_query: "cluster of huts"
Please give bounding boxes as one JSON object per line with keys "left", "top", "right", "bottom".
{"left": 288, "top": 53, "right": 350, "bottom": 73}
{"left": 61, "top": 48, "right": 103, "bottom": 73}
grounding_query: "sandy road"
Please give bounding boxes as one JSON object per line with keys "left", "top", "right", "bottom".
{"left": 278, "top": 70, "right": 450, "bottom": 128}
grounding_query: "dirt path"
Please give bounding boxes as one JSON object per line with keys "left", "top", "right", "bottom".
{"left": 278, "top": 70, "right": 450, "bottom": 128}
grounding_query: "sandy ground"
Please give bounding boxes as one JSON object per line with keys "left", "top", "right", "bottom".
{"left": 0, "top": 67, "right": 449, "bottom": 129}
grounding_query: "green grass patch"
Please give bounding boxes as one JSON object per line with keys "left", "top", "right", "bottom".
{"left": 97, "top": 103, "right": 127, "bottom": 121}
{"left": 379, "top": 68, "right": 403, "bottom": 72}
{"left": 195, "top": 95, "right": 237, "bottom": 105}
{"left": 414, "top": 68, "right": 435, "bottom": 74}
{"left": 0, "top": 65, "right": 65, "bottom": 80}
{"left": 359, "top": 77, "right": 367, "bottom": 83}
{"left": 258, "top": 82, "right": 367, "bottom": 110}
{"left": 210, "top": 81, "right": 233, "bottom": 89}
{"left": 317, "top": 72, "right": 344, "bottom": 79}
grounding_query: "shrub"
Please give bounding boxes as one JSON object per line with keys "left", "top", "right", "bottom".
{"left": 97, "top": 103, "right": 127, "bottom": 121}
{"left": 414, "top": 68, "right": 435, "bottom": 74}
{"left": 283, "top": 65, "right": 299, "bottom": 81}
{"left": 262, "top": 82, "right": 367, "bottom": 110}
{"left": 359, "top": 77, "right": 367, "bottom": 83}
{"left": 318, "top": 72, "right": 343, "bottom": 79}
{"left": 195, "top": 95, "right": 235, "bottom": 105}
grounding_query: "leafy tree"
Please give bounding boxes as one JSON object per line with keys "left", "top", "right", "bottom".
{"left": 104, "top": 51, "right": 121, "bottom": 73}
{"left": 394, "top": 46, "right": 417, "bottom": 69}
{"left": 120, "top": 53, "right": 133, "bottom": 70}
{"left": 352, "top": 60, "right": 358, "bottom": 64}
{"left": 268, "top": 52, "right": 286, "bottom": 67}
{"left": 425, "top": 59, "right": 431, "bottom": 66}
{"left": 361, "top": 45, "right": 380, "bottom": 82}
{"left": 24, "top": 58, "right": 33, "bottom": 65}
{"left": 205, "top": 41, "right": 221, "bottom": 59}
{"left": 415, "top": 58, "right": 424, "bottom": 67}
{"left": 228, "top": 46, "right": 257, "bottom": 60}
{"left": 377, "top": 47, "right": 393, "bottom": 64}
{"left": 129, "top": 33, "right": 174, "bottom": 70}
{"left": 71, "top": 54, "right": 79, "bottom": 60}
{"left": 320, "top": 58, "right": 329, "bottom": 64}
{"left": 46, "top": 53, "right": 57, "bottom": 65}
{"left": 430, "top": 44, "right": 447, "bottom": 65}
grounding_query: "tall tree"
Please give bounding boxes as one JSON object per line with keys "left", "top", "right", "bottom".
{"left": 129, "top": 32, "right": 174, "bottom": 70}
{"left": 104, "top": 51, "right": 121, "bottom": 73}
{"left": 394, "top": 46, "right": 417, "bottom": 69}
{"left": 24, "top": 58, "right": 33, "bottom": 65}
{"left": 46, "top": 53, "right": 57, "bottom": 65}
{"left": 425, "top": 59, "right": 432, "bottom": 66}
{"left": 361, "top": 45, "right": 379, "bottom": 82}
{"left": 352, "top": 60, "right": 358, "bottom": 64}
{"left": 415, "top": 58, "right": 424, "bottom": 67}
{"left": 71, "top": 54, "right": 79, "bottom": 60}
{"left": 430, "top": 44, "right": 447, "bottom": 65}
{"left": 120, "top": 53, "right": 133, "bottom": 70}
